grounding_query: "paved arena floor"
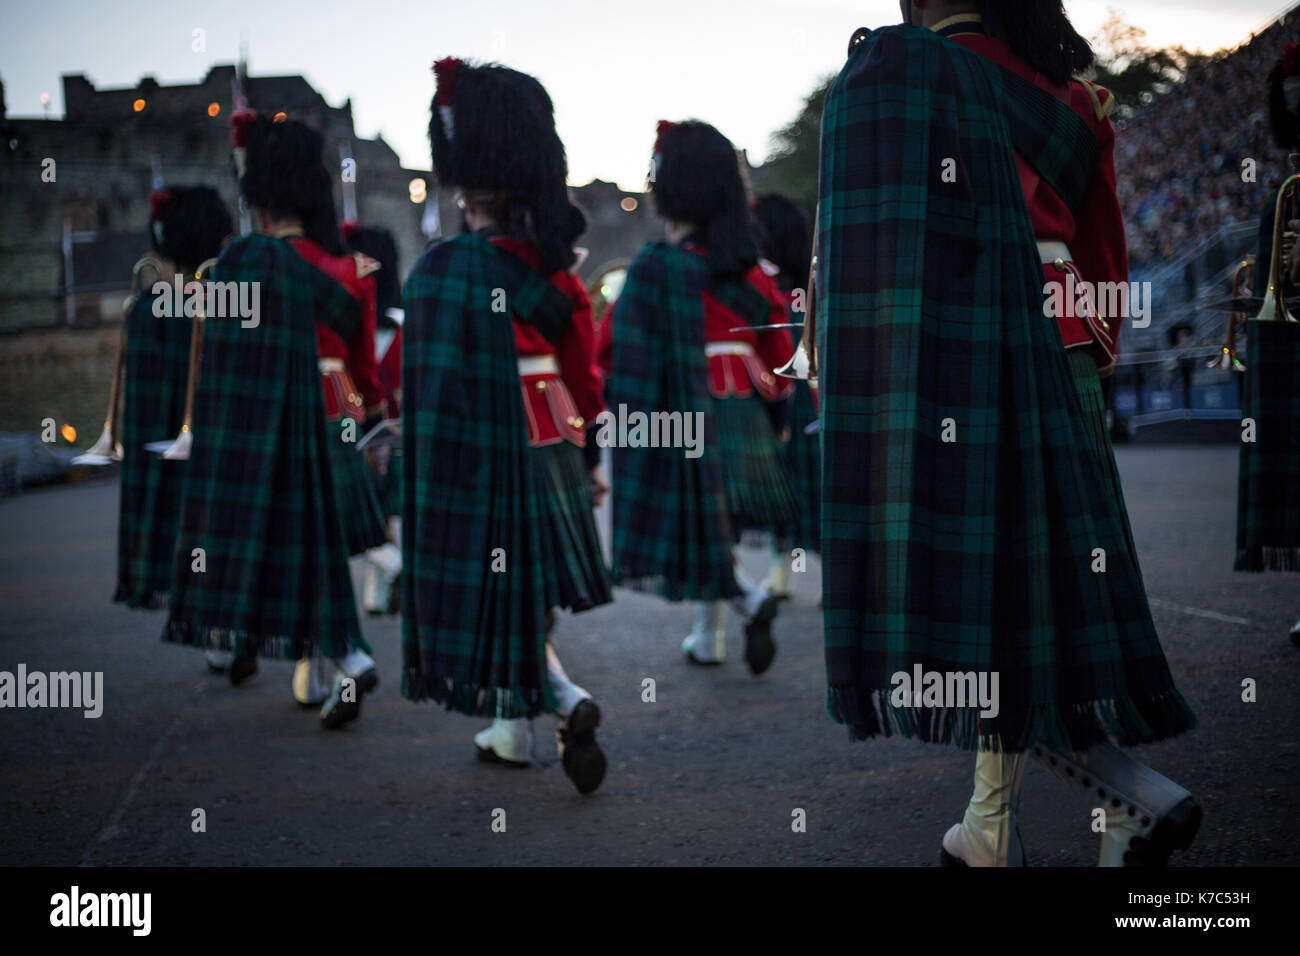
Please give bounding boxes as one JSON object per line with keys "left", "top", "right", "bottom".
{"left": 1, "top": 444, "right": 1296, "bottom": 865}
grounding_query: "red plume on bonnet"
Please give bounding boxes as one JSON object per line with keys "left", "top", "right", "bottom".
{"left": 654, "top": 120, "right": 677, "bottom": 155}
{"left": 229, "top": 108, "right": 257, "bottom": 148}
{"left": 433, "top": 58, "right": 462, "bottom": 106}
{"left": 1285, "top": 43, "right": 1300, "bottom": 78}
{"left": 149, "top": 189, "right": 173, "bottom": 222}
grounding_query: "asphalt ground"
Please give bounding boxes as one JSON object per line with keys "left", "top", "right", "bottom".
{"left": 0, "top": 444, "right": 1296, "bottom": 866}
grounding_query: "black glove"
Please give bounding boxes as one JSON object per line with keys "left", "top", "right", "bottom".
{"left": 583, "top": 422, "right": 603, "bottom": 470}
{"left": 764, "top": 394, "right": 790, "bottom": 439}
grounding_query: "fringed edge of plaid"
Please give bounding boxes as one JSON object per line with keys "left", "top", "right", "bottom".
{"left": 401, "top": 667, "right": 552, "bottom": 720}
{"left": 826, "top": 685, "right": 1198, "bottom": 752}
{"left": 1235, "top": 546, "right": 1300, "bottom": 573}
{"left": 161, "top": 619, "right": 300, "bottom": 662}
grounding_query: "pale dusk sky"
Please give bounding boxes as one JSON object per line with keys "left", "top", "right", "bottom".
{"left": 1, "top": 0, "right": 1293, "bottom": 189}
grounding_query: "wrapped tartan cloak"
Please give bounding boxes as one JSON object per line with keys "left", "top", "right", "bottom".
{"left": 400, "top": 233, "right": 576, "bottom": 719}
{"left": 163, "top": 233, "right": 370, "bottom": 661}
{"left": 818, "top": 25, "right": 1196, "bottom": 752}
{"left": 604, "top": 241, "right": 741, "bottom": 602}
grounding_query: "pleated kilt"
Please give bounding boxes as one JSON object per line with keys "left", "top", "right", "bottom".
{"left": 115, "top": 290, "right": 190, "bottom": 608}
{"left": 323, "top": 411, "right": 388, "bottom": 556}
{"left": 1235, "top": 322, "right": 1300, "bottom": 572}
{"left": 371, "top": 447, "right": 403, "bottom": 520}
{"left": 711, "top": 392, "right": 800, "bottom": 536}
{"left": 775, "top": 381, "right": 821, "bottom": 554}
{"left": 533, "top": 440, "right": 613, "bottom": 613}
{"left": 1069, "top": 350, "right": 1147, "bottom": 580}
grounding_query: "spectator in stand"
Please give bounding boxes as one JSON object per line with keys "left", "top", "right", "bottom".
{"left": 1115, "top": 16, "right": 1294, "bottom": 272}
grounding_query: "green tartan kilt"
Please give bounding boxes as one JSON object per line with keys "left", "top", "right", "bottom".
{"left": 1235, "top": 322, "right": 1300, "bottom": 571}
{"left": 711, "top": 393, "right": 800, "bottom": 533}
{"left": 115, "top": 294, "right": 191, "bottom": 608}
{"left": 115, "top": 454, "right": 186, "bottom": 609}
{"left": 1069, "top": 350, "right": 1144, "bottom": 573}
{"left": 774, "top": 382, "right": 821, "bottom": 554}
{"left": 533, "top": 440, "right": 613, "bottom": 612}
{"left": 370, "top": 446, "right": 403, "bottom": 520}
{"left": 325, "top": 415, "right": 388, "bottom": 555}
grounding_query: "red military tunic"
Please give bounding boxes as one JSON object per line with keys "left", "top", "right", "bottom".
{"left": 937, "top": 12, "right": 1126, "bottom": 374}
{"left": 490, "top": 236, "right": 604, "bottom": 448}
{"left": 596, "top": 243, "right": 795, "bottom": 401}
{"left": 288, "top": 235, "right": 388, "bottom": 421}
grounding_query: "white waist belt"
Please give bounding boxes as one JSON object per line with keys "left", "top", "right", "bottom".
{"left": 319, "top": 358, "right": 345, "bottom": 373}
{"left": 705, "top": 342, "right": 756, "bottom": 358}
{"left": 517, "top": 354, "right": 559, "bottom": 376}
{"left": 1038, "top": 240, "right": 1072, "bottom": 265}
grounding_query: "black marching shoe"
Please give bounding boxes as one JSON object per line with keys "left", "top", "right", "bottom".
{"left": 741, "top": 592, "right": 779, "bottom": 675}
{"left": 228, "top": 654, "right": 258, "bottom": 686}
{"left": 557, "top": 699, "right": 606, "bottom": 795}
{"left": 940, "top": 836, "right": 1029, "bottom": 867}
{"left": 319, "top": 672, "right": 362, "bottom": 729}
{"left": 1118, "top": 797, "right": 1203, "bottom": 866}
{"left": 1033, "top": 743, "right": 1202, "bottom": 866}
{"left": 743, "top": 616, "right": 777, "bottom": 675}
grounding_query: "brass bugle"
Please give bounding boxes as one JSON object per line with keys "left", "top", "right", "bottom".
{"left": 72, "top": 256, "right": 165, "bottom": 465}
{"left": 775, "top": 217, "right": 818, "bottom": 387}
{"left": 1208, "top": 257, "right": 1252, "bottom": 371}
{"left": 149, "top": 256, "right": 219, "bottom": 461}
{"left": 587, "top": 258, "right": 630, "bottom": 329}
{"left": 1251, "top": 156, "right": 1300, "bottom": 327}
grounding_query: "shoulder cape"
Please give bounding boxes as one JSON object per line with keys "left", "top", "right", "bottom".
{"left": 164, "top": 233, "right": 367, "bottom": 661}
{"left": 604, "top": 241, "right": 739, "bottom": 601}
{"left": 289, "top": 237, "right": 365, "bottom": 342}
{"left": 818, "top": 25, "right": 1194, "bottom": 752}
{"left": 400, "top": 232, "right": 575, "bottom": 719}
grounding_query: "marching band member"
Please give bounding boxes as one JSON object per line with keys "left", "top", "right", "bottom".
{"left": 752, "top": 193, "right": 819, "bottom": 601}
{"left": 402, "top": 58, "right": 612, "bottom": 794}
{"left": 599, "top": 120, "right": 796, "bottom": 675}
{"left": 115, "top": 187, "right": 231, "bottom": 613}
{"left": 164, "top": 112, "right": 377, "bottom": 729}
{"left": 278, "top": 158, "right": 394, "bottom": 707}
{"left": 343, "top": 224, "right": 406, "bottom": 617}
{"left": 817, "top": 0, "right": 1200, "bottom": 866}
{"left": 1242, "top": 46, "right": 1300, "bottom": 643}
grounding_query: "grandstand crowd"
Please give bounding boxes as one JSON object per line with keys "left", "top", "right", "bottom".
{"left": 1117, "top": 12, "right": 1293, "bottom": 272}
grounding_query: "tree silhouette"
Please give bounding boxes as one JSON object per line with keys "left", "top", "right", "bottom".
{"left": 752, "top": 76, "right": 833, "bottom": 220}
{"left": 1087, "top": 8, "right": 1210, "bottom": 115}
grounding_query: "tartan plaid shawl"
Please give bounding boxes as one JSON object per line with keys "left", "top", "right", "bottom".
{"left": 605, "top": 242, "right": 740, "bottom": 601}
{"left": 116, "top": 285, "right": 191, "bottom": 608}
{"left": 777, "top": 380, "right": 822, "bottom": 555}
{"left": 774, "top": 296, "right": 822, "bottom": 554}
{"left": 401, "top": 233, "right": 576, "bottom": 719}
{"left": 163, "top": 233, "right": 369, "bottom": 662}
{"left": 819, "top": 25, "right": 1195, "bottom": 752}
{"left": 1236, "top": 322, "right": 1300, "bottom": 571}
